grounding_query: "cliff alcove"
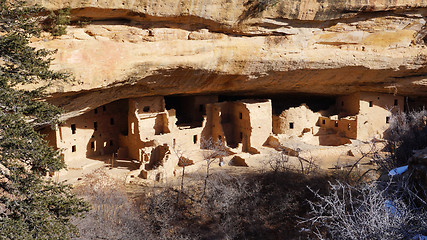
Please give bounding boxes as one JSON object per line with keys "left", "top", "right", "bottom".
{"left": 24, "top": 0, "right": 427, "bottom": 183}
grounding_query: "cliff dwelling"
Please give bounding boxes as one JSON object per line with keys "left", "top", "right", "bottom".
{"left": 8, "top": 1, "right": 427, "bottom": 238}
{"left": 40, "top": 91, "right": 406, "bottom": 181}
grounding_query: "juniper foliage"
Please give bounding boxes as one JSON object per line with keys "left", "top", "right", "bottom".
{"left": 0, "top": 1, "right": 88, "bottom": 239}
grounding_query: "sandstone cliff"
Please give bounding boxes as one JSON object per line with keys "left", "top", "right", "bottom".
{"left": 26, "top": 0, "right": 427, "bottom": 117}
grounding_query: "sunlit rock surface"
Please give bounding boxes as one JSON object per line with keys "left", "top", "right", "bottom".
{"left": 26, "top": 0, "right": 427, "bottom": 117}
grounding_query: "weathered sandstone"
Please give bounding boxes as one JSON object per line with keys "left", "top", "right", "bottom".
{"left": 21, "top": 0, "right": 427, "bottom": 119}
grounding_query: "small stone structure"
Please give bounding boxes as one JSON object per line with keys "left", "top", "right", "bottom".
{"left": 204, "top": 99, "right": 272, "bottom": 154}
{"left": 322, "top": 92, "right": 404, "bottom": 141}
{"left": 41, "top": 99, "right": 128, "bottom": 163}
{"left": 273, "top": 104, "right": 321, "bottom": 136}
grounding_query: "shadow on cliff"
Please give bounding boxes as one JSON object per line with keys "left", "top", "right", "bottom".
{"left": 238, "top": 0, "right": 280, "bottom": 23}
{"left": 47, "top": 65, "right": 427, "bottom": 123}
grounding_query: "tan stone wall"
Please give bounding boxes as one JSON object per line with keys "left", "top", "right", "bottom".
{"left": 217, "top": 102, "right": 235, "bottom": 146}
{"left": 273, "top": 104, "right": 320, "bottom": 136}
{"left": 203, "top": 104, "right": 225, "bottom": 142}
{"left": 55, "top": 99, "right": 128, "bottom": 165}
{"left": 357, "top": 92, "right": 404, "bottom": 140}
{"left": 124, "top": 96, "right": 207, "bottom": 180}
{"left": 191, "top": 95, "right": 218, "bottom": 124}
{"left": 205, "top": 100, "right": 272, "bottom": 152}
{"left": 135, "top": 96, "right": 165, "bottom": 114}
{"left": 244, "top": 100, "right": 273, "bottom": 151}
{"left": 126, "top": 96, "right": 166, "bottom": 160}
{"left": 318, "top": 116, "right": 337, "bottom": 130}
{"left": 336, "top": 117, "right": 357, "bottom": 139}
{"left": 232, "top": 102, "right": 251, "bottom": 151}
{"left": 336, "top": 92, "right": 360, "bottom": 117}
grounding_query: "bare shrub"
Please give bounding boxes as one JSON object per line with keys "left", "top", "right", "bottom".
{"left": 307, "top": 181, "right": 427, "bottom": 240}
{"left": 266, "top": 150, "right": 290, "bottom": 173}
{"left": 71, "top": 170, "right": 150, "bottom": 240}
{"left": 199, "top": 170, "right": 331, "bottom": 239}
{"left": 135, "top": 168, "right": 330, "bottom": 240}
{"left": 385, "top": 110, "right": 427, "bottom": 166}
{"left": 202, "top": 172, "right": 260, "bottom": 239}
{"left": 200, "top": 137, "right": 228, "bottom": 201}
{"left": 71, "top": 164, "right": 331, "bottom": 239}
{"left": 140, "top": 187, "right": 192, "bottom": 240}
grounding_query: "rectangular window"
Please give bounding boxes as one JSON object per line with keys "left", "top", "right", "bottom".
{"left": 90, "top": 142, "right": 95, "bottom": 150}
{"left": 289, "top": 122, "right": 294, "bottom": 129}
{"left": 71, "top": 124, "right": 76, "bottom": 134}
{"left": 239, "top": 112, "right": 242, "bottom": 119}
{"left": 394, "top": 99, "right": 398, "bottom": 106}
{"left": 110, "top": 118, "right": 114, "bottom": 125}
{"left": 240, "top": 132, "right": 243, "bottom": 140}
{"left": 386, "top": 117, "right": 390, "bottom": 124}
{"left": 335, "top": 121, "right": 339, "bottom": 127}
{"left": 369, "top": 101, "right": 373, "bottom": 107}
{"left": 322, "top": 119, "right": 326, "bottom": 125}
{"left": 72, "top": 145, "right": 76, "bottom": 152}
{"left": 193, "top": 135, "right": 198, "bottom": 144}
{"left": 102, "top": 106, "right": 106, "bottom": 111}
{"left": 199, "top": 104, "right": 204, "bottom": 112}
{"left": 94, "top": 122, "right": 98, "bottom": 131}
{"left": 94, "top": 108, "right": 98, "bottom": 114}
{"left": 109, "top": 140, "right": 113, "bottom": 146}
{"left": 143, "top": 106, "right": 150, "bottom": 112}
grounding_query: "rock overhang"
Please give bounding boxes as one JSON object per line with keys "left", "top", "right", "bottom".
{"left": 19, "top": 0, "right": 427, "bottom": 117}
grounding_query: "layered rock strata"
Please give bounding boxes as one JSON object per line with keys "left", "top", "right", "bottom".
{"left": 23, "top": 0, "right": 427, "bottom": 118}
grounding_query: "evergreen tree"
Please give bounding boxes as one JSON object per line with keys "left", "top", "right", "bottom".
{"left": 0, "top": 1, "right": 89, "bottom": 239}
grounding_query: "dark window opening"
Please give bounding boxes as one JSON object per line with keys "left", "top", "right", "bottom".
{"left": 102, "top": 106, "right": 106, "bottom": 111}
{"left": 369, "top": 101, "right": 373, "bottom": 107}
{"left": 386, "top": 117, "right": 390, "bottom": 124}
{"left": 110, "top": 118, "right": 114, "bottom": 125}
{"left": 94, "top": 108, "right": 98, "bottom": 114}
{"left": 109, "top": 140, "right": 113, "bottom": 146}
{"left": 289, "top": 122, "right": 294, "bottom": 129}
{"left": 90, "top": 142, "right": 95, "bottom": 150}
{"left": 199, "top": 104, "right": 204, "bottom": 112}
{"left": 94, "top": 122, "right": 98, "bottom": 131}
{"left": 193, "top": 135, "right": 198, "bottom": 144}
{"left": 348, "top": 124, "right": 351, "bottom": 130}
{"left": 173, "top": 139, "right": 176, "bottom": 148}
{"left": 239, "top": 112, "right": 242, "bottom": 119}
{"left": 240, "top": 132, "right": 243, "bottom": 140}
{"left": 341, "top": 101, "right": 344, "bottom": 106}
{"left": 335, "top": 121, "right": 339, "bottom": 127}
{"left": 143, "top": 106, "right": 150, "bottom": 112}
{"left": 322, "top": 119, "right": 326, "bottom": 125}
{"left": 71, "top": 124, "right": 76, "bottom": 134}
{"left": 394, "top": 99, "right": 398, "bottom": 106}
{"left": 72, "top": 145, "right": 76, "bottom": 152}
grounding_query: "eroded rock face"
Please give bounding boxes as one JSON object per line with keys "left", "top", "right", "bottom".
{"left": 24, "top": 0, "right": 427, "bottom": 117}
